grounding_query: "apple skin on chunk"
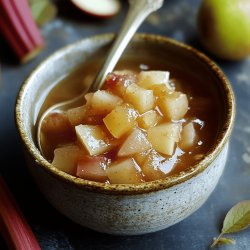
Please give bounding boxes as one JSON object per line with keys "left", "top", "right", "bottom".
{"left": 179, "top": 122, "right": 197, "bottom": 150}
{"left": 52, "top": 145, "right": 85, "bottom": 174}
{"left": 103, "top": 104, "right": 138, "bottom": 139}
{"left": 117, "top": 128, "right": 151, "bottom": 157}
{"left": 157, "top": 92, "right": 188, "bottom": 120}
{"left": 106, "top": 158, "right": 144, "bottom": 184}
{"left": 75, "top": 125, "right": 114, "bottom": 156}
{"left": 147, "top": 123, "right": 181, "bottom": 155}
{"left": 124, "top": 83, "right": 155, "bottom": 114}
{"left": 137, "top": 71, "right": 171, "bottom": 89}
{"left": 104, "top": 73, "right": 137, "bottom": 97}
{"left": 76, "top": 156, "right": 108, "bottom": 182}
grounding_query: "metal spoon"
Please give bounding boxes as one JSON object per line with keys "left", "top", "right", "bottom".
{"left": 37, "top": 0, "right": 164, "bottom": 155}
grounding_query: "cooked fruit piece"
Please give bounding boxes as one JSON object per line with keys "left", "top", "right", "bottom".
{"left": 117, "top": 128, "right": 151, "bottom": 157}
{"left": 124, "top": 83, "right": 155, "bottom": 113}
{"left": 141, "top": 150, "right": 167, "bottom": 181}
{"left": 113, "top": 70, "right": 135, "bottom": 75}
{"left": 103, "top": 105, "right": 138, "bottom": 138}
{"left": 134, "top": 149, "right": 151, "bottom": 165}
{"left": 41, "top": 112, "right": 76, "bottom": 161}
{"left": 75, "top": 125, "right": 114, "bottom": 155}
{"left": 137, "top": 71, "right": 171, "bottom": 89}
{"left": 89, "top": 90, "right": 122, "bottom": 115}
{"left": 147, "top": 123, "right": 181, "bottom": 155}
{"left": 142, "top": 149, "right": 182, "bottom": 181}
{"left": 179, "top": 122, "right": 197, "bottom": 150}
{"left": 138, "top": 110, "right": 162, "bottom": 129}
{"left": 67, "top": 105, "right": 88, "bottom": 126}
{"left": 106, "top": 158, "right": 144, "bottom": 184}
{"left": 104, "top": 73, "right": 137, "bottom": 97}
{"left": 151, "top": 84, "right": 173, "bottom": 97}
{"left": 41, "top": 112, "right": 73, "bottom": 135}
{"left": 76, "top": 156, "right": 108, "bottom": 182}
{"left": 157, "top": 91, "right": 188, "bottom": 120}
{"left": 84, "top": 93, "right": 94, "bottom": 105}
{"left": 52, "top": 145, "right": 84, "bottom": 174}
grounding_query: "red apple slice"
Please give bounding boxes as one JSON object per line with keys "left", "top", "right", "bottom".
{"left": 71, "top": 0, "right": 121, "bottom": 18}
{"left": 76, "top": 156, "right": 109, "bottom": 182}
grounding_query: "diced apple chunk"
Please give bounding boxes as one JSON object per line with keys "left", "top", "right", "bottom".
{"left": 151, "top": 84, "right": 173, "bottom": 97}
{"left": 137, "top": 71, "right": 171, "bottom": 89}
{"left": 141, "top": 150, "right": 167, "bottom": 181}
{"left": 157, "top": 92, "right": 188, "bottom": 120}
{"left": 76, "top": 156, "right": 108, "bottom": 182}
{"left": 41, "top": 112, "right": 73, "bottom": 135}
{"left": 90, "top": 90, "right": 122, "bottom": 115}
{"left": 104, "top": 73, "right": 136, "bottom": 97}
{"left": 103, "top": 105, "right": 138, "bottom": 138}
{"left": 134, "top": 149, "right": 151, "bottom": 165}
{"left": 147, "top": 123, "right": 181, "bottom": 155}
{"left": 113, "top": 70, "right": 135, "bottom": 75}
{"left": 85, "top": 93, "right": 94, "bottom": 105}
{"left": 124, "top": 83, "right": 155, "bottom": 113}
{"left": 67, "top": 105, "right": 88, "bottom": 126}
{"left": 179, "top": 122, "right": 197, "bottom": 150}
{"left": 52, "top": 145, "right": 84, "bottom": 174}
{"left": 117, "top": 128, "right": 151, "bottom": 157}
{"left": 141, "top": 149, "right": 179, "bottom": 181}
{"left": 106, "top": 158, "right": 144, "bottom": 184}
{"left": 75, "top": 125, "right": 113, "bottom": 156}
{"left": 138, "top": 110, "right": 162, "bottom": 129}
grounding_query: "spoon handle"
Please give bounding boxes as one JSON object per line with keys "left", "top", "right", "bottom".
{"left": 89, "top": 0, "right": 164, "bottom": 92}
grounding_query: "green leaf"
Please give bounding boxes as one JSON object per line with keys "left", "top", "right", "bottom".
{"left": 222, "top": 200, "right": 250, "bottom": 234}
{"left": 211, "top": 237, "right": 235, "bottom": 248}
{"left": 211, "top": 200, "right": 250, "bottom": 248}
{"left": 29, "top": 0, "right": 57, "bottom": 27}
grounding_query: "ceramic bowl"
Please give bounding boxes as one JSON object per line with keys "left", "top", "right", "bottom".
{"left": 15, "top": 34, "right": 235, "bottom": 235}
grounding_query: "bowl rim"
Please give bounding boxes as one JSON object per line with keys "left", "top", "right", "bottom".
{"left": 15, "top": 33, "right": 236, "bottom": 195}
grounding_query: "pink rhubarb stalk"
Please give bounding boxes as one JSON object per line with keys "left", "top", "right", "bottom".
{"left": 0, "top": 176, "right": 41, "bottom": 250}
{"left": 0, "top": 0, "right": 44, "bottom": 63}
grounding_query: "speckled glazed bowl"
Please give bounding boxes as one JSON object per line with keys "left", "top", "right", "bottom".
{"left": 16, "top": 34, "right": 235, "bottom": 235}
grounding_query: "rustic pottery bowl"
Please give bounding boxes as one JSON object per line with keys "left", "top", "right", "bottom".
{"left": 16, "top": 34, "right": 235, "bottom": 235}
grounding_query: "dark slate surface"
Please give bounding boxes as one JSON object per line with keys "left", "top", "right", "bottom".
{"left": 1, "top": 0, "right": 250, "bottom": 249}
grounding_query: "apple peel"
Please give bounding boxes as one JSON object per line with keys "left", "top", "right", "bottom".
{"left": 70, "top": 0, "right": 121, "bottom": 18}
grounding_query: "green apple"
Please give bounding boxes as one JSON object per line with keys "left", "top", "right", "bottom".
{"left": 197, "top": 0, "right": 250, "bottom": 60}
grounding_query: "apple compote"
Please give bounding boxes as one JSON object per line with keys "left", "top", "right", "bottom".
{"left": 40, "top": 69, "right": 217, "bottom": 184}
